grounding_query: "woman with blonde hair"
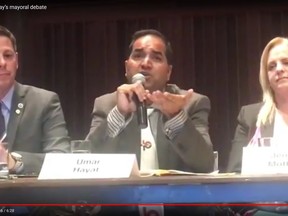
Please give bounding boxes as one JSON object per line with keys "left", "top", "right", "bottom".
{"left": 228, "top": 37, "right": 288, "bottom": 173}
{"left": 226, "top": 36, "right": 288, "bottom": 216}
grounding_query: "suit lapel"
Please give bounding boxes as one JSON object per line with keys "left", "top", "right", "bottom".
{"left": 155, "top": 85, "right": 180, "bottom": 169}
{"left": 7, "top": 83, "right": 26, "bottom": 151}
{"left": 155, "top": 113, "right": 170, "bottom": 169}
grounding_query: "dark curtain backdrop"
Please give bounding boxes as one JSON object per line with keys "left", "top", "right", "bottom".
{"left": 1, "top": 2, "right": 288, "bottom": 171}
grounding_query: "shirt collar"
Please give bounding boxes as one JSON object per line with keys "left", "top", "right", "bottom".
{"left": 2, "top": 84, "right": 15, "bottom": 111}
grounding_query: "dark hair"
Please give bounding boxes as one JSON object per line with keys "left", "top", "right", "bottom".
{"left": 128, "top": 29, "right": 173, "bottom": 64}
{"left": 0, "top": 25, "right": 17, "bottom": 51}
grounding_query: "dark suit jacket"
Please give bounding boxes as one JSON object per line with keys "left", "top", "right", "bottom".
{"left": 86, "top": 84, "right": 214, "bottom": 173}
{"left": 227, "top": 102, "right": 275, "bottom": 173}
{"left": 6, "top": 82, "right": 70, "bottom": 174}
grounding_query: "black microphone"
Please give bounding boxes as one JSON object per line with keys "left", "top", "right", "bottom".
{"left": 132, "top": 73, "right": 148, "bottom": 129}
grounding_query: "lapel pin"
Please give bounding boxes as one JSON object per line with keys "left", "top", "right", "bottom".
{"left": 15, "top": 109, "right": 21, "bottom": 114}
{"left": 18, "top": 103, "right": 24, "bottom": 109}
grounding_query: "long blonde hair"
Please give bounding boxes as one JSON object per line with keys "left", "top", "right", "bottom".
{"left": 257, "top": 37, "right": 288, "bottom": 127}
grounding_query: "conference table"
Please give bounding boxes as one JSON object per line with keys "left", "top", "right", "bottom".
{"left": 1, "top": 174, "right": 288, "bottom": 204}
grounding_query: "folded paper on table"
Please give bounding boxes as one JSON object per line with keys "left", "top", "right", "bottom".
{"left": 139, "top": 169, "right": 223, "bottom": 177}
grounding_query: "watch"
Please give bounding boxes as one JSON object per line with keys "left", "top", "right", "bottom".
{"left": 10, "top": 152, "right": 24, "bottom": 174}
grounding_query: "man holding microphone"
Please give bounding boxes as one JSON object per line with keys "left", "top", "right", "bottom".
{"left": 86, "top": 29, "right": 214, "bottom": 173}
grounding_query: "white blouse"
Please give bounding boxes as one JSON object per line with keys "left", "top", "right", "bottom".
{"left": 272, "top": 109, "right": 288, "bottom": 147}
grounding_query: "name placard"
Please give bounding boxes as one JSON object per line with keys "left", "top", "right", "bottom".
{"left": 242, "top": 147, "right": 288, "bottom": 175}
{"left": 38, "top": 153, "right": 139, "bottom": 180}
